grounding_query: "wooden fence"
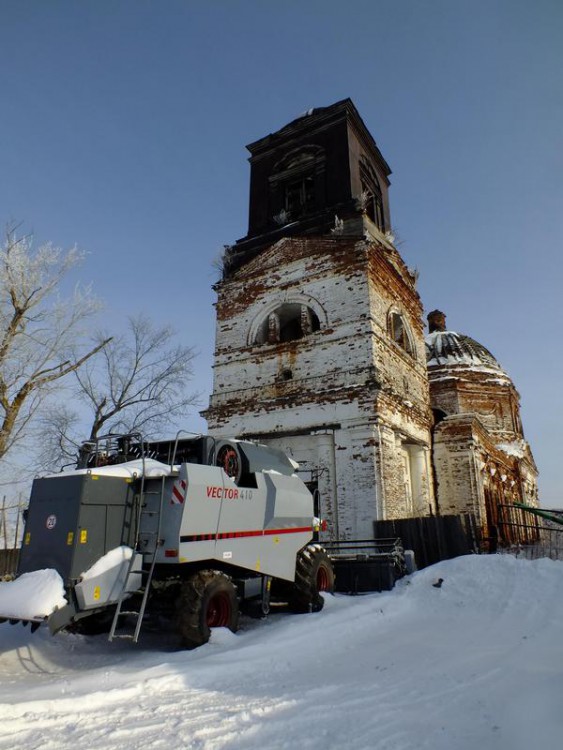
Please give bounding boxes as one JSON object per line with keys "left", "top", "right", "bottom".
{"left": 374, "top": 514, "right": 480, "bottom": 569}
{"left": 0, "top": 498, "right": 24, "bottom": 578}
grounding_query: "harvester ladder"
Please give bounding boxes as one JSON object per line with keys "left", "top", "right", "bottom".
{"left": 109, "top": 476, "right": 167, "bottom": 643}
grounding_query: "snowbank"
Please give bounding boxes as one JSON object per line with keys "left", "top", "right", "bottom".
{"left": 0, "top": 569, "right": 66, "bottom": 620}
{"left": 2, "top": 554, "right": 563, "bottom": 750}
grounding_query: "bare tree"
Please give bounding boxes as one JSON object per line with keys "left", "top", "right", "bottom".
{"left": 41, "top": 314, "right": 198, "bottom": 467}
{"left": 0, "top": 225, "right": 110, "bottom": 463}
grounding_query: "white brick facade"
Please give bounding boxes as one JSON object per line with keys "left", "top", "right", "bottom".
{"left": 204, "top": 231, "right": 436, "bottom": 540}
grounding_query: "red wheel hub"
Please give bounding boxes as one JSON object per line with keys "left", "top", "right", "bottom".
{"left": 217, "top": 446, "right": 240, "bottom": 479}
{"left": 206, "top": 592, "right": 232, "bottom": 628}
{"left": 316, "top": 564, "right": 330, "bottom": 591}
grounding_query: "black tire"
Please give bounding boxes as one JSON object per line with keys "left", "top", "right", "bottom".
{"left": 175, "top": 570, "right": 239, "bottom": 649}
{"left": 289, "top": 545, "right": 335, "bottom": 614}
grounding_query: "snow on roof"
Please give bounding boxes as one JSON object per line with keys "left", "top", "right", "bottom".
{"left": 426, "top": 359, "right": 511, "bottom": 381}
{"left": 425, "top": 330, "right": 511, "bottom": 381}
{"left": 496, "top": 440, "right": 527, "bottom": 459}
{"left": 42, "top": 458, "right": 176, "bottom": 480}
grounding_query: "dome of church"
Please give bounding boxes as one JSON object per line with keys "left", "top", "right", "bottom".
{"left": 425, "top": 310, "right": 510, "bottom": 381}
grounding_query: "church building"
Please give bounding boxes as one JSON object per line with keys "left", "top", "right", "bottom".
{"left": 425, "top": 309, "right": 538, "bottom": 539}
{"left": 203, "top": 98, "right": 538, "bottom": 543}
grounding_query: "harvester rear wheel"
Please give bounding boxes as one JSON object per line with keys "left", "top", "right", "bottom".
{"left": 175, "top": 570, "right": 239, "bottom": 649}
{"left": 289, "top": 545, "right": 335, "bottom": 613}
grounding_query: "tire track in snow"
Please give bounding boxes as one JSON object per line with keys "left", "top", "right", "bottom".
{"left": 0, "top": 683, "right": 296, "bottom": 750}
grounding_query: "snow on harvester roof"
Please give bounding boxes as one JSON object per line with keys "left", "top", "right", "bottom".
{"left": 42, "top": 458, "right": 177, "bottom": 480}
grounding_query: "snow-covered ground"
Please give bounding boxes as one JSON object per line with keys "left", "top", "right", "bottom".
{"left": 1, "top": 554, "right": 563, "bottom": 750}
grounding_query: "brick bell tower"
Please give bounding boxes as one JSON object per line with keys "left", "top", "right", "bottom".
{"left": 203, "top": 99, "right": 436, "bottom": 540}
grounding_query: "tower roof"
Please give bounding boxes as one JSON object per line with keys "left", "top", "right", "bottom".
{"left": 246, "top": 98, "right": 392, "bottom": 176}
{"left": 224, "top": 98, "right": 394, "bottom": 276}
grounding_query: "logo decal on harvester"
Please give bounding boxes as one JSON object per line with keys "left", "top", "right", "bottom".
{"left": 171, "top": 479, "right": 187, "bottom": 505}
{"left": 206, "top": 486, "right": 239, "bottom": 499}
{"left": 46, "top": 514, "right": 57, "bottom": 530}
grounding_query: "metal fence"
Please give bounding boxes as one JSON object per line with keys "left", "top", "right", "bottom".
{"left": 496, "top": 504, "right": 563, "bottom": 561}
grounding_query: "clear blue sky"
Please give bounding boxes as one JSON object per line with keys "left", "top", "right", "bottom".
{"left": 1, "top": 0, "right": 562, "bottom": 505}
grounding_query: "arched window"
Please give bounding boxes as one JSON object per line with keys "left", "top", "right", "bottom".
{"left": 359, "top": 157, "right": 385, "bottom": 232}
{"left": 255, "top": 303, "right": 321, "bottom": 345}
{"left": 285, "top": 173, "right": 315, "bottom": 218}
{"left": 270, "top": 146, "right": 325, "bottom": 223}
{"left": 389, "top": 311, "right": 415, "bottom": 358}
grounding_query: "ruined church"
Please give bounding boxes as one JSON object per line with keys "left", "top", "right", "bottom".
{"left": 203, "top": 99, "right": 538, "bottom": 542}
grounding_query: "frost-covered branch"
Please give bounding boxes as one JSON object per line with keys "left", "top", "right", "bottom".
{"left": 42, "top": 314, "right": 199, "bottom": 467}
{"left": 0, "top": 225, "right": 108, "bottom": 462}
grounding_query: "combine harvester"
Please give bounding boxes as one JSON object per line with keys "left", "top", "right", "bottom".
{"left": 1, "top": 433, "right": 334, "bottom": 648}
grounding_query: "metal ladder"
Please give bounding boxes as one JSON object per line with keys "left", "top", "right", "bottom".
{"left": 109, "top": 477, "right": 166, "bottom": 643}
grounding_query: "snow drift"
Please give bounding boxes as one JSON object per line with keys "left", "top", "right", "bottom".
{"left": 1, "top": 554, "right": 563, "bottom": 749}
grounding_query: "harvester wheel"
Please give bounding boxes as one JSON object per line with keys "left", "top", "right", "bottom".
{"left": 175, "top": 570, "right": 239, "bottom": 649}
{"left": 289, "top": 544, "right": 335, "bottom": 614}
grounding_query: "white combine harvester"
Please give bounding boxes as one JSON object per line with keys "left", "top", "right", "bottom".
{"left": 3, "top": 433, "right": 334, "bottom": 648}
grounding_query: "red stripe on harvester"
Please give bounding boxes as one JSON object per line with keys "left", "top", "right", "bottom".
{"left": 236, "top": 529, "right": 262, "bottom": 538}
{"left": 264, "top": 526, "right": 312, "bottom": 536}
{"left": 180, "top": 526, "right": 312, "bottom": 544}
